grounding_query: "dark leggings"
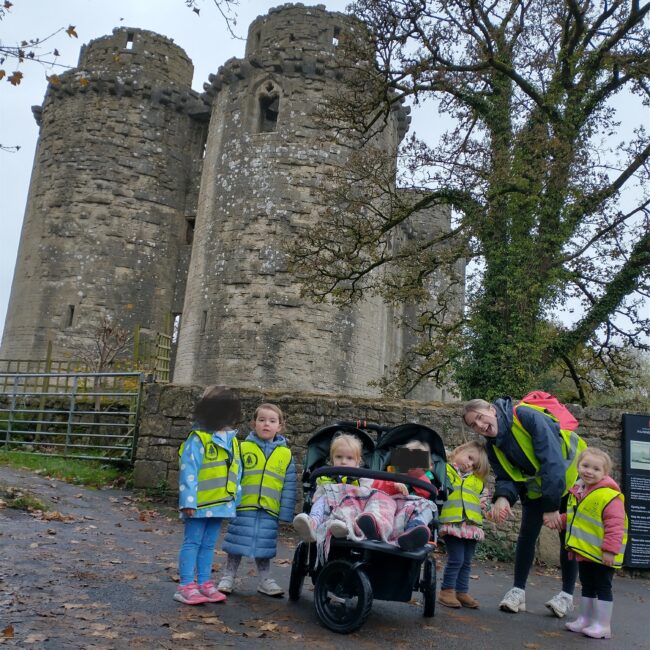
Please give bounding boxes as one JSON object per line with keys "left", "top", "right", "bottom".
{"left": 579, "top": 562, "right": 614, "bottom": 601}
{"left": 513, "top": 497, "right": 577, "bottom": 593}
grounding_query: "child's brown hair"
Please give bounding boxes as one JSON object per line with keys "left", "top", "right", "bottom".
{"left": 577, "top": 447, "right": 612, "bottom": 475}
{"left": 449, "top": 440, "right": 489, "bottom": 481}
{"left": 251, "top": 403, "right": 285, "bottom": 432}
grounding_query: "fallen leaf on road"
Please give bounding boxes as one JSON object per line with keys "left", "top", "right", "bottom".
{"left": 24, "top": 634, "right": 48, "bottom": 644}
{"left": 1, "top": 625, "right": 13, "bottom": 639}
{"left": 109, "top": 560, "right": 123, "bottom": 564}
{"left": 273, "top": 558, "right": 291, "bottom": 566}
{"left": 470, "top": 574, "right": 479, "bottom": 580}
{"left": 172, "top": 632, "right": 196, "bottom": 640}
{"left": 41, "top": 511, "right": 75, "bottom": 522}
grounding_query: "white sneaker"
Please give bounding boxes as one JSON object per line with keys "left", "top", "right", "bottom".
{"left": 328, "top": 520, "right": 349, "bottom": 538}
{"left": 545, "top": 591, "right": 574, "bottom": 618}
{"left": 257, "top": 577, "right": 284, "bottom": 597}
{"left": 293, "top": 513, "right": 316, "bottom": 542}
{"left": 216, "top": 575, "right": 234, "bottom": 594}
{"left": 499, "top": 587, "right": 526, "bottom": 613}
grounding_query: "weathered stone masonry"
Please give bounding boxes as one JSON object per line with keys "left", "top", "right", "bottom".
{"left": 135, "top": 384, "right": 628, "bottom": 491}
{"left": 2, "top": 4, "right": 459, "bottom": 400}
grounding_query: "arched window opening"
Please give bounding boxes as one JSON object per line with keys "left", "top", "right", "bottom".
{"left": 258, "top": 82, "right": 280, "bottom": 133}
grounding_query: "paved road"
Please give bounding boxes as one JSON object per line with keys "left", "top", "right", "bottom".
{"left": 1, "top": 465, "right": 648, "bottom": 649}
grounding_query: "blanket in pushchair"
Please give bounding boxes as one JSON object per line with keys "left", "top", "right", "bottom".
{"left": 313, "top": 482, "right": 437, "bottom": 565}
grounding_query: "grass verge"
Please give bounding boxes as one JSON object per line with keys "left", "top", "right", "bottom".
{"left": 0, "top": 450, "right": 132, "bottom": 489}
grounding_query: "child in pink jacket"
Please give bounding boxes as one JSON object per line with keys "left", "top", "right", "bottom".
{"left": 554, "top": 448, "right": 627, "bottom": 640}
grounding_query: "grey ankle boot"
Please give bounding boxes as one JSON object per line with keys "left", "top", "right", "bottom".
{"left": 582, "top": 599, "right": 613, "bottom": 639}
{"left": 565, "top": 597, "right": 596, "bottom": 633}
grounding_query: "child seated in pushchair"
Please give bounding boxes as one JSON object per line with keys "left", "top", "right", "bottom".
{"left": 293, "top": 433, "right": 436, "bottom": 551}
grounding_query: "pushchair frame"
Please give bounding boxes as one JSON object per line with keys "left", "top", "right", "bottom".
{"left": 288, "top": 421, "right": 447, "bottom": 634}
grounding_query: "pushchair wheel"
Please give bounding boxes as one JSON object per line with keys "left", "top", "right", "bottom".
{"left": 314, "top": 559, "right": 373, "bottom": 634}
{"left": 289, "top": 541, "right": 309, "bottom": 601}
{"left": 422, "top": 556, "right": 436, "bottom": 617}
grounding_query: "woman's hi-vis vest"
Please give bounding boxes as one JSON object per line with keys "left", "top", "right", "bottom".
{"left": 492, "top": 402, "right": 586, "bottom": 500}
{"left": 238, "top": 441, "right": 292, "bottom": 517}
{"left": 439, "top": 465, "right": 484, "bottom": 526}
{"left": 179, "top": 430, "right": 240, "bottom": 509}
{"left": 565, "top": 487, "right": 628, "bottom": 568}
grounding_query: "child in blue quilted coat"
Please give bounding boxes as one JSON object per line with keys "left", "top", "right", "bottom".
{"left": 217, "top": 403, "right": 297, "bottom": 597}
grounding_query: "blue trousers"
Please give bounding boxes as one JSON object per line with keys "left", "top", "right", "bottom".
{"left": 178, "top": 517, "right": 223, "bottom": 586}
{"left": 441, "top": 536, "right": 477, "bottom": 593}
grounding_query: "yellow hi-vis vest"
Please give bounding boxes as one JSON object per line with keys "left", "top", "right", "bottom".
{"left": 439, "top": 464, "right": 484, "bottom": 526}
{"left": 316, "top": 475, "right": 361, "bottom": 487}
{"left": 179, "top": 430, "right": 240, "bottom": 509}
{"left": 238, "top": 441, "right": 292, "bottom": 517}
{"left": 492, "top": 403, "right": 586, "bottom": 500}
{"left": 565, "top": 487, "right": 628, "bottom": 568}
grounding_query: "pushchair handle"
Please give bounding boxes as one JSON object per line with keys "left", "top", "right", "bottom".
{"left": 329, "top": 420, "right": 390, "bottom": 433}
{"left": 309, "top": 465, "right": 439, "bottom": 499}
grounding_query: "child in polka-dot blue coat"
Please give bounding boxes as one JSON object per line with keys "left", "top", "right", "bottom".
{"left": 174, "top": 386, "right": 243, "bottom": 606}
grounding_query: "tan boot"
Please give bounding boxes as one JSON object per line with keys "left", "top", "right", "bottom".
{"left": 456, "top": 592, "right": 479, "bottom": 608}
{"left": 438, "top": 588, "right": 461, "bottom": 608}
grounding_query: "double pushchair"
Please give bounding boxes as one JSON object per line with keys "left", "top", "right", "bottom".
{"left": 288, "top": 420, "right": 449, "bottom": 633}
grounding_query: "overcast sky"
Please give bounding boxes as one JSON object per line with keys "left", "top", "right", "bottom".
{"left": 0, "top": 0, "right": 355, "bottom": 334}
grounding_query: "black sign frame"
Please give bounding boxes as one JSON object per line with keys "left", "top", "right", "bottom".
{"left": 622, "top": 413, "right": 650, "bottom": 568}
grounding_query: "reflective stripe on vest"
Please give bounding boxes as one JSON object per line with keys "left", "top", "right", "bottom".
{"left": 565, "top": 487, "right": 628, "bottom": 568}
{"left": 179, "top": 430, "right": 240, "bottom": 509}
{"left": 492, "top": 403, "right": 586, "bottom": 499}
{"left": 439, "top": 464, "right": 484, "bottom": 525}
{"left": 238, "top": 441, "right": 292, "bottom": 517}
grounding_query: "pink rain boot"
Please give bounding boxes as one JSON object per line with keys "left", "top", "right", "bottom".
{"left": 566, "top": 596, "right": 596, "bottom": 633}
{"left": 582, "top": 599, "right": 613, "bottom": 639}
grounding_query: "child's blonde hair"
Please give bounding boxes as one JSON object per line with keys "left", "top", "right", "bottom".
{"left": 449, "top": 440, "right": 489, "bottom": 481}
{"left": 577, "top": 447, "right": 612, "bottom": 475}
{"left": 403, "top": 440, "right": 433, "bottom": 469}
{"left": 251, "top": 403, "right": 285, "bottom": 432}
{"left": 329, "top": 433, "right": 363, "bottom": 465}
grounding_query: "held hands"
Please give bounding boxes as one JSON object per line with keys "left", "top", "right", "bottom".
{"left": 490, "top": 497, "right": 512, "bottom": 523}
{"left": 602, "top": 551, "right": 615, "bottom": 567}
{"left": 542, "top": 510, "right": 562, "bottom": 530}
{"left": 181, "top": 508, "right": 196, "bottom": 517}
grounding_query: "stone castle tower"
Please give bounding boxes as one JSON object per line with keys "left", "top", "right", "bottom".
{"left": 1, "top": 4, "right": 460, "bottom": 399}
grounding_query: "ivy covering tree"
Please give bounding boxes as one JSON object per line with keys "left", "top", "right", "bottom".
{"left": 291, "top": 0, "right": 650, "bottom": 401}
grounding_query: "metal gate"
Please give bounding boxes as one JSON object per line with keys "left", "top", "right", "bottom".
{"left": 0, "top": 372, "right": 144, "bottom": 462}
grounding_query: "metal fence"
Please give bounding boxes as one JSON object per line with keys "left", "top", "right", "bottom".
{"left": 0, "top": 372, "right": 144, "bottom": 462}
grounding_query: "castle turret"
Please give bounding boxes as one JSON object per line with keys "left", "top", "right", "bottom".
{"left": 173, "top": 4, "right": 413, "bottom": 395}
{"left": 0, "top": 28, "right": 209, "bottom": 361}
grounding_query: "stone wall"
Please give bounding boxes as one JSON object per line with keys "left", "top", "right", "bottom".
{"left": 134, "top": 383, "right": 628, "bottom": 494}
